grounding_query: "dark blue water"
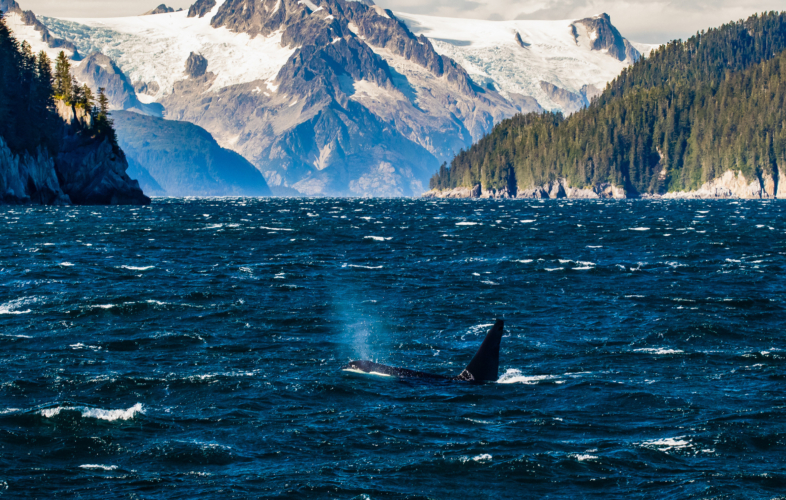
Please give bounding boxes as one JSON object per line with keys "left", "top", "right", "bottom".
{"left": 1, "top": 199, "right": 785, "bottom": 499}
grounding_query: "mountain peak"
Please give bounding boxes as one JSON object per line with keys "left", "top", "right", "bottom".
{"left": 571, "top": 12, "right": 640, "bottom": 62}
{"left": 143, "top": 4, "right": 178, "bottom": 15}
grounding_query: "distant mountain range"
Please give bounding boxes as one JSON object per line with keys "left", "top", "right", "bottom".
{"left": 3, "top": 0, "right": 647, "bottom": 197}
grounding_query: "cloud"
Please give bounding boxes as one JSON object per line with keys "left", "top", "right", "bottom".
{"left": 378, "top": 0, "right": 786, "bottom": 43}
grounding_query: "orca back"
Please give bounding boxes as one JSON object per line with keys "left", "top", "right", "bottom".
{"left": 455, "top": 320, "right": 505, "bottom": 382}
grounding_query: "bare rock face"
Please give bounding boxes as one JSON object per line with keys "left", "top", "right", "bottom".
{"left": 661, "top": 170, "right": 780, "bottom": 199}
{"left": 185, "top": 52, "right": 208, "bottom": 78}
{"left": 134, "top": 81, "right": 160, "bottom": 96}
{"left": 0, "top": 136, "right": 70, "bottom": 205}
{"left": 187, "top": 0, "right": 216, "bottom": 18}
{"left": 540, "top": 82, "right": 586, "bottom": 115}
{"left": 423, "top": 179, "right": 627, "bottom": 199}
{"left": 571, "top": 14, "right": 640, "bottom": 63}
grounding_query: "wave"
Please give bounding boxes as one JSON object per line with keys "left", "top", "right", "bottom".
{"left": 364, "top": 236, "right": 392, "bottom": 241}
{"left": 119, "top": 265, "right": 155, "bottom": 271}
{"left": 79, "top": 464, "right": 118, "bottom": 471}
{"left": 40, "top": 403, "right": 145, "bottom": 421}
{"left": 634, "top": 348, "right": 685, "bottom": 355}
{"left": 497, "top": 369, "right": 564, "bottom": 385}
{"left": 0, "top": 297, "right": 37, "bottom": 315}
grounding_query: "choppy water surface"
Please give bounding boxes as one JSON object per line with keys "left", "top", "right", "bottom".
{"left": 1, "top": 199, "right": 785, "bottom": 499}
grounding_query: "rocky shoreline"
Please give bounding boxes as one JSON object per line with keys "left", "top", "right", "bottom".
{"left": 423, "top": 170, "right": 786, "bottom": 200}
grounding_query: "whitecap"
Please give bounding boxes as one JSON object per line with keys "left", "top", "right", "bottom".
{"left": 79, "top": 464, "right": 118, "bottom": 471}
{"left": 120, "top": 266, "right": 155, "bottom": 271}
{"left": 514, "top": 259, "right": 533, "bottom": 264}
{"left": 259, "top": 226, "right": 294, "bottom": 232}
{"left": 545, "top": 268, "right": 564, "bottom": 272}
{"left": 456, "top": 222, "right": 479, "bottom": 226}
{"left": 574, "top": 454, "right": 599, "bottom": 462}
{"left": 59, "top": 262, "right": 75, "bottom": 267}
{"left": 472, "top": 454, "right": 492, "bottom": 462}
{"left": 519, "top": 220, "right": 536, "bottom": 223}
{"left": 41, "top": 403, "right": 145, "bottom": 421}
{"left": 346, "top": 264, "right": 384, "bottom": 269}
{"left": 634, "top": 348, "right": 684, "bottom": 355}
{"left": 0, "top": 298, "right": 35, "bottom": 315}
{"left": 639, "top": 437, "right": 691, "bottom": 452}
{"left": 630, "top": 227, "right": 651, "bottom": 231}
{"left": 364, "top": 236, "right": 392, "bottom": 241}
{"left": 497, "top": 369, "right": 561, "bottom": 385}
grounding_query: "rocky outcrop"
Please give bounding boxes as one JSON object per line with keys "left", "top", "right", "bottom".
{"left": 143, "top": 4, "right": 177, "bottom": 15}
{"left": 185, "top": 52, "right": 208, "bottom": 78}
{"left": 53, "top": 101, "right": 150, "bottom": 205}
{"left": 661, "top": 170, "right": 780, "bottom": 199}
{"left": 539, "top": 82, "right": 586, "bottom": 115}
{"left": 423, "top": 179, "right": 627, "bottom": 199}
{"left": 187, "top": 0, "right": 216, "bottom": 18}
{"left": 571, "top": 14, "right": 640, "bottom": 63}
{"left": 1, "top": 102, "right": 148, "bottom": 205}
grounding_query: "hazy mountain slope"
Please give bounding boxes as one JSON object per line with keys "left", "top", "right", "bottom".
{"left": 112, "top": 110, "right": 272, "bottom": 197}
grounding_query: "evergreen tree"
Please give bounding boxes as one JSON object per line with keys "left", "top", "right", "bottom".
{"left": 53, "top": 50, "right": 71, "bottom": 100}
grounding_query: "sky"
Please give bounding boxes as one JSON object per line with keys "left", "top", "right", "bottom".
{"left": 13, "top": 0, "right": 786, "bottom": 43}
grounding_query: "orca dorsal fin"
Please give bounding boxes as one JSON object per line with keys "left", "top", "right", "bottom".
{"left": 455, "top": 320, "right": 505, "bottom": 382}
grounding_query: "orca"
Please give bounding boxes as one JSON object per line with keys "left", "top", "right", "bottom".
{"left": 342, "top": 320, "right": 505, "bottom": 383}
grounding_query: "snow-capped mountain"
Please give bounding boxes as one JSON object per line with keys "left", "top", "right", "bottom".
{"left": 7, "top": 0, "right": 648, "bottom": 196}
{"left": 397, "top": 12, "right": 643, "bottom": 114}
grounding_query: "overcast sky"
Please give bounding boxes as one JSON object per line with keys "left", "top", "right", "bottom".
{"left": 15, "top": 0, "right": 786, "bottom": 43}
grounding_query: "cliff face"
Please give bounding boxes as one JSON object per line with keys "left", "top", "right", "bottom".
{"left": 0, "top": 101, "right": 149, "bottom": 205}
{"left": 0, "top": 136, "right": 69, "bottom": 205}
{"left": 423, "top": 169, "right": 786, "bottom": 200}
{"left": 423, "top": 178, "right": 627, "bottom": 200}
{"left": 660, "top": 170, "right": 781, "bottom": 200}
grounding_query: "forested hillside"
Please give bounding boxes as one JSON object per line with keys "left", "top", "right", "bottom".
{"left": 429, "top": 12, "right": 786, "bottom": 196}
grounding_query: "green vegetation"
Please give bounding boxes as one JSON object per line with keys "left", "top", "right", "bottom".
{"left": 0, "top": 12, "right": 117, "bottom": 156}
{"left": 430, "top": 12, "right": 786, "bottom": 195}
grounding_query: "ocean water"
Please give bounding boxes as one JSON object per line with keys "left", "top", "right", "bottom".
{"left": 0, "top": 198, "right": 784, "bottom": 499}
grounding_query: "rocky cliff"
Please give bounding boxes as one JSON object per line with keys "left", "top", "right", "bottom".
{"left": 423, "top": 178, "right": 627, "bottom": 200}
{"left": 423, "top": 169, "right": 786, "bottom": 200}
{"left": 0, "top": 101, "right": 149, "bottom": 205}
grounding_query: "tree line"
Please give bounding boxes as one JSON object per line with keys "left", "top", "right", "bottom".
{"left": 430, "top": 11, "right": 786, "bottom": 195}
{"left": 0, "top": 11, "right": 115, "bottom": 156}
